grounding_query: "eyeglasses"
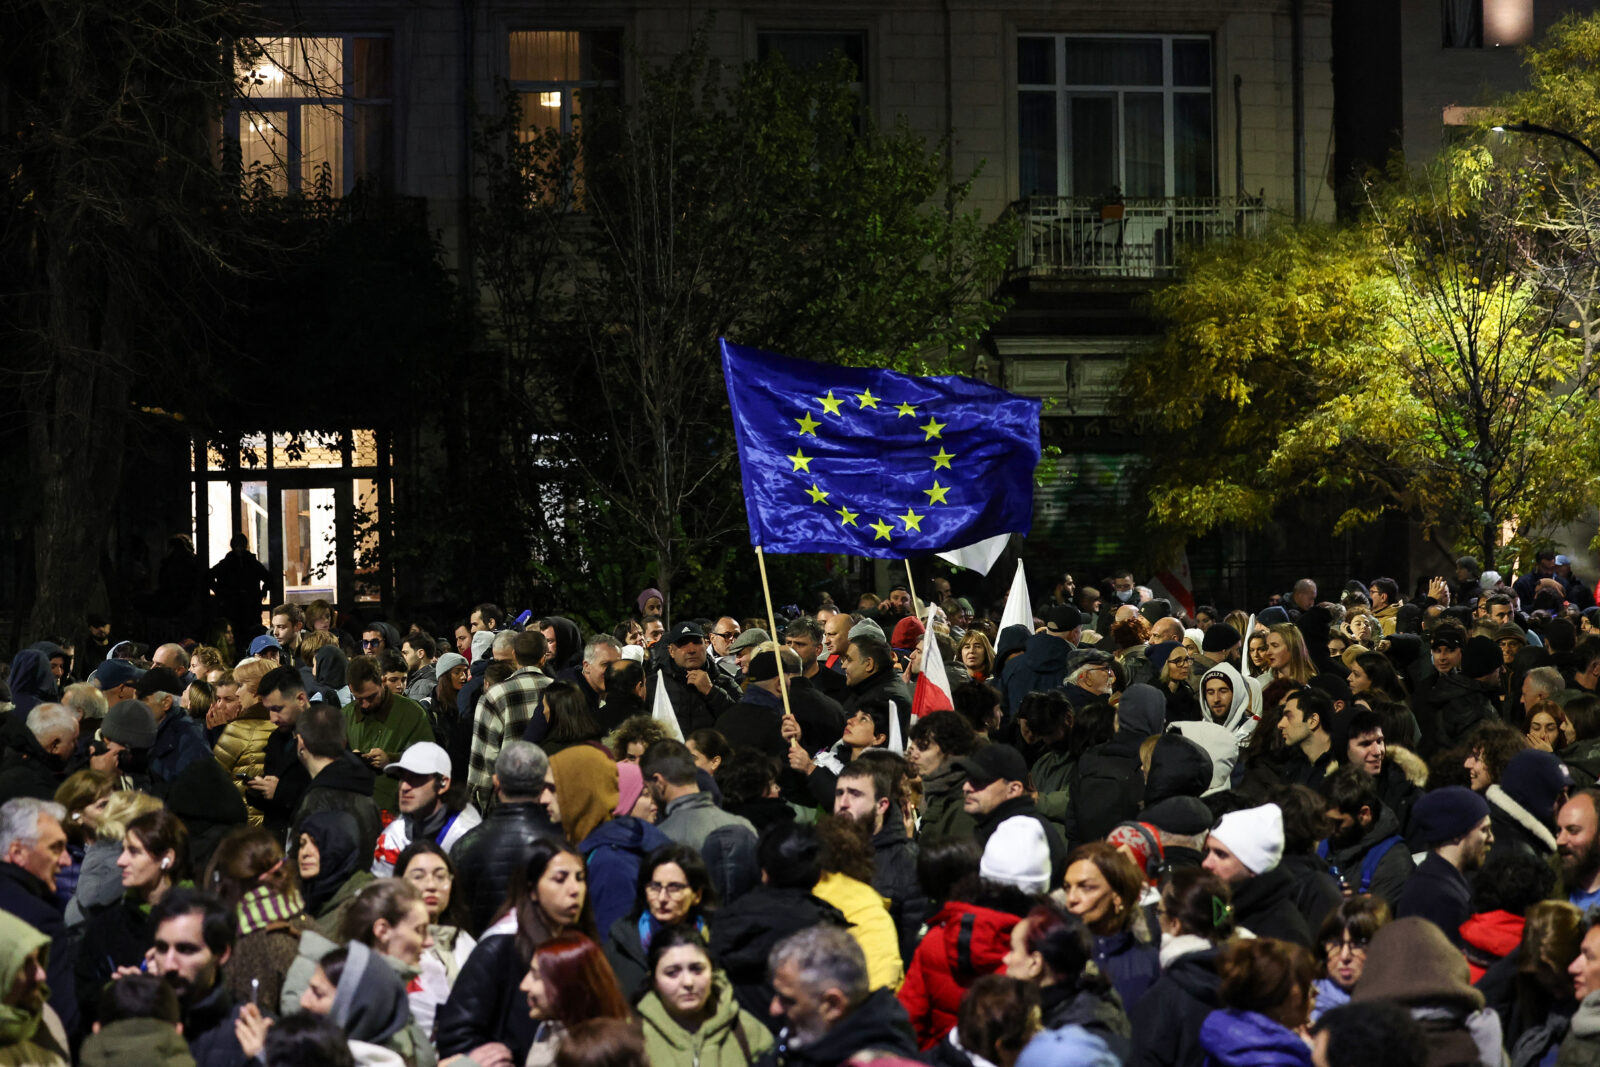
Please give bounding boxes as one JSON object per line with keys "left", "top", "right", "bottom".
{"left": 713, "top": 631, "right": 739, "bottom": 640}
{"left": 362, "top": 638, "right": 381, "bottom": 648}
{"left": 1168, "top": 657, "right": 1192, "bottom": 666}
{"left": 1323, "top": 938, "right": 1370, "bottom": 957}
{"left": 646, "top": 881, "right": 691, "bottom": 897}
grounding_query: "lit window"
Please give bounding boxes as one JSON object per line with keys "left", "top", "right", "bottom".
{"left": 228, "top": 35, "right": 393, "bottom": 194}
{"left": 508, "top": 30, "right": 622, "bottom": 141}
{"left": 1017, "top": 34, "right": 1214, "bottom": 200}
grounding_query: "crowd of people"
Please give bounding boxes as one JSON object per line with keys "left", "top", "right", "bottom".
{"left": 3, "top": 550, "right": 1600, "bottom": 1066}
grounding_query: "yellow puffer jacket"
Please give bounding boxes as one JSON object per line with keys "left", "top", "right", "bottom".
{"left": 213, "top": 712, "right": 277, "bottom": 825}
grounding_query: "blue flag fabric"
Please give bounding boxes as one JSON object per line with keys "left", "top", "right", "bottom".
{"left": 720, "top": 339, "right": 1042, "bottom": 557}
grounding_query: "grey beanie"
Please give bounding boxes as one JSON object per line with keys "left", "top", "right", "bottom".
{"left": 102, "top": 699, "right": 158, "bottom": 749}
{"left": 848, "top": 618, "right": 887, "bottom": 644}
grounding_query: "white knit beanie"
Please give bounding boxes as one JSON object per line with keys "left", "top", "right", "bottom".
{"left": 1208, "top": 803, "right": 1284, "bottom": 875}
{"left": 979, "top": 816, "right": 1052, "bottom": 894}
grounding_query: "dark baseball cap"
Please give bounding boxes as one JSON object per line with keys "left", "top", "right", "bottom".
{"left": 1430, "top": 629, "right": 1464, "bottom": 651}
{"left": 1042, "top": 605, "right": 1082, "bottom": 634}
{"left": 955, "top": 744, "right": 1030, "bottom": 788}
{"left": 89, "top": 659, "right": 145, "bottom": 691}
{"left": 669, "top": 622, "right": 706, "bottom": 645}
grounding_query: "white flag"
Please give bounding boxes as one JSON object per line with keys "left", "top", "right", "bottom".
{"left": 651, "top": 674, "right": 683, "bottom": 742}
{"left": 936, "top": 533, "right": 1012, "bottom": 576}
{"left": 998, "top": 558, "right": 1032, "bottom": 634}
{"left": 920, "top": 605, "right": 954, "bottom": 705}
{"left": 887, "top": 699, "right": 904, "bottom": 756}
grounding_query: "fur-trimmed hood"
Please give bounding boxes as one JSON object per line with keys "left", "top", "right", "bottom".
{"left": 1387, "top": 744, "right": 1429, "bottom": 787}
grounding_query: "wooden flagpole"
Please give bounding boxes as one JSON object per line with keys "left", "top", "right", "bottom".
{"left": 755, "top": 546, "right": 797, "bottom": 744}
{"left": 905, "top": 559, "right": 923, "bottom": 623}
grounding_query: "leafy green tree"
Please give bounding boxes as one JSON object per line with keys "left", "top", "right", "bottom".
{"left": 473, "top": 32, "right": 1014, "bottom": 616}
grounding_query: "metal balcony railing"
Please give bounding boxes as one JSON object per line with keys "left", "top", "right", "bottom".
{"left": 1010, "top": 195, "right": 1269, "bottom": 279}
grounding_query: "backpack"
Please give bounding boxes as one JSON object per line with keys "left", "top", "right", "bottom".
{"left": 1316, "top": 834, "right": 1403, "bottom": 895}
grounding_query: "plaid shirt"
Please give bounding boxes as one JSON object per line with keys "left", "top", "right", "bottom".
{"left": 469, "top": 665, "right": 551, "bottom": 795}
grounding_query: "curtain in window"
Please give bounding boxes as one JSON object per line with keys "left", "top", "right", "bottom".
{"left": 1123, "top": 94, "right": 1164, "bottom": 198}
{"left": 1442, "top": 0, "right": 1482, "bottom": 47}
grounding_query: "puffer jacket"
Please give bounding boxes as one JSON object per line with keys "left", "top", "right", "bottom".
{"left": 450, "top": 800, "right": 567, "bottom": 937}
{"left": 898, "top": 900, "right": 1022, "bottom": 1049}
{"left": 639, "top": 974, "right": 774, "bottom": 1067}
{"left": 1198, "top": 1009, "right": 1312, "bottom": 1067}
{"left": 213, "top": 711, "right": 276, "bottom": 821}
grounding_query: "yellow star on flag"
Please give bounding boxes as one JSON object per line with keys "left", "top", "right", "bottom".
{"left": 899, "top": 508, "right": 925, "bottom": 532}
{"left": 836, "top": 504, "right": 859, "bottom": 526}
{"left": 924, "top": 481, "right": 950, "bottom": 504}
{"left": 870, "top": 518, "right": 894, "bottom": 541}
{"left": 817, "top": 391, "right": 844, "bottom": 416}
{"left": 920, "top": 417, "right": 946, "bottom": 441}
{"left": 931, "top": 447, "right": 955, "bottom": 470}
{"left": 795, "top": 412, "right": 820, "bottom": 436}
{"left": 788, "top": 449, "right": 812, "bottom": 473}
{"left": 855, "top": 388, "right": 879, "bottom": 409}
{"left": 896, "top": 402, "right": 918, "bottom": 418}
{"left": 805, "top": 483, "right": 829, "bottom": 504}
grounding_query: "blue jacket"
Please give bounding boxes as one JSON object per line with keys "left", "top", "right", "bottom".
{"left": 149, "top": 711, "right": 212, "bottom": 789}
{"left": 1018, "top": 1024, "right": 1121, "bottom": 1067}
{"left": 1198, "top": 1009, "right": 1313, "bottom": 1067}
{"left": 579, "top": 816, "right": 672, "bottom": 937}
{"left": 998, "top": 633, "right": 1071, "bottom": 717}
{"left": 1094, "top": 929, "right": 1161, "bottom": 1012}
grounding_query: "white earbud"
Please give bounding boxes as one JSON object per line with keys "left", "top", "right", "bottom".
{"left": 160, "top": 857, "right": 171, "bottom": 871}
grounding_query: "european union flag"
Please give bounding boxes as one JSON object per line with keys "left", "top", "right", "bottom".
{"left": 720, "top": 339, "right": 1042, "bottom": 557}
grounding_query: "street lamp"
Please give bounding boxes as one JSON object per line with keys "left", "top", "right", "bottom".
{"left": 1492, "top": 120, "right": 1600, "bottom": 174}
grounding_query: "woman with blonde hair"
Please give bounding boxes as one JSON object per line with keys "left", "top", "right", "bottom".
{"left": 52, "top": 769, "right": 113, "bottom": 907}
{"left": 1262, "top": 624, "right": 1316, "bottom": 686}
{"left": 64, "top": 789, "right": 164, "bottom": 925}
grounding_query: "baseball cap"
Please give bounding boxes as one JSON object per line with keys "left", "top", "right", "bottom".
{"left": 1429, "top": 629, "right": 1464, "bottom": 651}
{"left": 249, "top": 634, "right": 282, "bottom": 656}
{"left": 1042, "top": 605, "right": 1082, "bottom": 634}
{"left": 383, "top": 742, "right": 453, "bottom": 779}
{"left": 954, "top": 744, "right": 1030, "bottom": 788}
{"left": 90, "top": 659, "right": 145, "bottom": 691}
{"left": 669, "top": 622, "right": 706, "bottom": 645}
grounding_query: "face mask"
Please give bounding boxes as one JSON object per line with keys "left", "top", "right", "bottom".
{"left": 1116, "top": 589, "right": 1134, "bottom": 602}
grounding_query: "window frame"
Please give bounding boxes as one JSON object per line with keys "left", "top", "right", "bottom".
{"left": 506, "top": 29, "right": 624, "bottom": 140}
{"left": 226, "top": 32, "right": 397, "bottom": 195}
{"left": 1016, "top": 32, "right": 1216, "bottom": 200}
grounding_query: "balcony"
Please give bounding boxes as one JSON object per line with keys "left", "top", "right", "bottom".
{"left": 1009, "top": 196, "right": 1269, "bottom": 280}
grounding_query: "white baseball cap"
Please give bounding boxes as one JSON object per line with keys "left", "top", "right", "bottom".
{"left": 383, "top": 742, "right": 451, "bottom": 779}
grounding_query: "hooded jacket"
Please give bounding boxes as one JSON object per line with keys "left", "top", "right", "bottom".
{"left": 579, "top": 815, "right": 672, "bottom": 937}
{"left": 639, "top": 973, "right": 774, "bottom": 1067}
{"left": 1231, "top": 866, "right": 1313, "bottom": 947}
{"left": 148, "top": 709, "right": 214, "bottom": 789}
{"left": 1320, "top": 802, "right": 1413, "bottom": 908}
{"left": 5, "top": 651, "right": 57, "bottom": 720}
{"left": 919, "top": 760, "right": 977, "bottom": 845}
{"left": 0, "top": 862, "right": 77, "bottom": 1036}
{"left": 79, "top": 1018, "right": 192, "bottom": 1067}
{"left": 1064, "top": 684, "right": 1166, "bottom": 848}
{"left": 0, "top": 909, "right": 69, "bottom": 1066}
{"left": 334, "top": 941, "right": 433, "bottom": 1067}
{"left": 709, "top": 886, "right": 849, "bottom": 1029}
{"left": 1170, "top": 720, "right": 1240, "bottom": 795}
{"left": 813, "top": 872, "right": 904, "bottom": 994}
{"left": 897, "top": 900, "right": 1022, "bottom": 1048}
{"left": 297, "top": 810, "right": 371, "bottom": 918}
{"left": 1197, "top": 1009, "right": 1312, "bottom": 1067}
{"left": 1129, "top": 944, "right": 1221, "bottom": 1067}
{"left": 1422, "top": 671, "right": 1498, "bottom": 755}
{"left": 1460, "top": 909, "right": 1525, "bottom": 984}
{"left": 1038, "top": 982, "right": 1132, "bottom": 1062}
{"left": 755, "top": 987, "right": 919, "bottom": 1067}
{"left": 164, "top": 756, "right": 251, "bottom": 874}
{"left": 1196, "top": 662, "right": 1260, "bottom": 743}
{"left": 1142, "top": 733, "right": 1213, "bottom": 807}
{"left": 999, "top": 634, "right": 1072, "bottom": 716}
{"left": 294, "top": 750, "right": 383, "bottom": 856}
{"left": 1354, "top": 916, "right": 1491, "bottom": 1067}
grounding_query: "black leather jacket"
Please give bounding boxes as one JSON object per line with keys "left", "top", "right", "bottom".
{"left": 450, "top": 801, "right": 567, "bottom": 936}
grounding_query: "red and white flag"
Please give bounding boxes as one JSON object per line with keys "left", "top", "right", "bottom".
{"left": 1151, "top": 546, "right": 1196, "bottom": 618}
{"left": 912, "top": 606, "right": 954, "bottom": 718}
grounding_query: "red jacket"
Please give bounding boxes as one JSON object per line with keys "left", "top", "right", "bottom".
{"left": 1460, "top": 909, "right": 1524, "bottom": 983}
{"left": 897, "top": 900, "right": 1021, "bottom": 1049}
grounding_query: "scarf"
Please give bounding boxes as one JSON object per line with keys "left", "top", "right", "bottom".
{"left": 638, "top": 913, "right": 708, "bottom": 953}
{"left": 236, "top": 884, "right": 307, "bottom": 937}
